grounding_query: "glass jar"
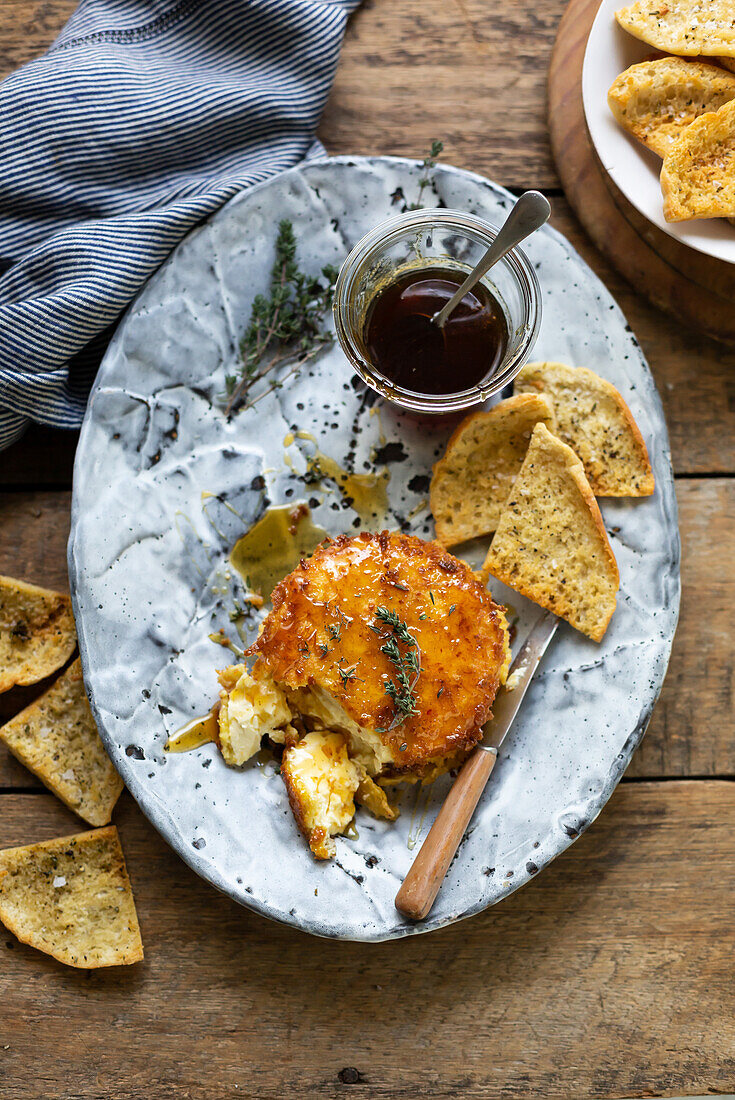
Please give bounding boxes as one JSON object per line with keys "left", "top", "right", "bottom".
{"left": 333, "top": 208, "right": 542, "bottom": 415}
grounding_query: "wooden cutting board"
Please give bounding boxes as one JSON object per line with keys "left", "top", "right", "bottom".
{"left": 548, "top": 0, "right": 735, "bottom": 344}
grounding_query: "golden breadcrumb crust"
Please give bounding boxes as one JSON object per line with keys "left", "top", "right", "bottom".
{"left": 248, "top": 531, "right": 509, "bottom": 772}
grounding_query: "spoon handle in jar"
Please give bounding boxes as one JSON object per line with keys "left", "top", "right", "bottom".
{"left": 433, "top": 190, "right": 551, "bottom": 329}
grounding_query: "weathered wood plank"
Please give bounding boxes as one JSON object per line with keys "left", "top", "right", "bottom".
{"left": 630, "top": 478, "right": 735, "bottom": 778}
{"left": 0, "top": 482, "right": 732, "bottom": 788}
{"left": 320, "top": 0, "right": 561, "bottom": 188}
{"left": 0, "top": 0, "right": 73, "bottom": 75}
{"left": 0, "top": 784, "right": 733, "bottom": 1100}
{"left": 0, "top": 490, "right": 70, "bottom": 590}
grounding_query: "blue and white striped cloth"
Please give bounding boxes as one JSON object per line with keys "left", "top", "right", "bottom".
{"left": 0, "top": 0, "right": 360, "bottom": 450}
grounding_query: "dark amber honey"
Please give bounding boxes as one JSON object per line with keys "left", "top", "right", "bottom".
{"left": 364, "top": 267, "right": 508, "bottom": 395}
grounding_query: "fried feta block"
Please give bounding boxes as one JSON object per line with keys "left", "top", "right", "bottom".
{"left": 217, "top": 663, "right": 292, "bottom": 766}
{"left": 281, "top": 731, "right": 361, "bottom": 859}
{"left": 249, "top": 531, "right": 509, "bottom": 777}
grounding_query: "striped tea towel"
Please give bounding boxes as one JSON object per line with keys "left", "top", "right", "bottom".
{"left": 0, "top": 0, "right": 360, "bottom": 451}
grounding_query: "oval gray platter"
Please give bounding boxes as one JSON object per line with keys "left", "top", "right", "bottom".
{"left": 69, "top": 156, "right": 680, "bottom": 942}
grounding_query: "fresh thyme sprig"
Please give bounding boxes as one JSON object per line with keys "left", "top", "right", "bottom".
{"left": 224, "top": 220, "right": 338, "bottom": 416}
{"left": 409, "top": 140, "right": 444, "bottom": 210}
{"left": 373, "top": 605, "right": 422, "bottom": 733}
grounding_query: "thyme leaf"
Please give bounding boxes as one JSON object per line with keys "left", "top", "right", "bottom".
{"left": 373, "top": 605, "right": 422, "bottom": 732}
{"left": 337, "top": 663, "right": 359, "bottom": 687}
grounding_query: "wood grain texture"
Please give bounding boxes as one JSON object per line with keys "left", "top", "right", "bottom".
{"left": 0, "top": 481, "right": 732, "bottom": 789}
{"left": 0, "top": 491, "right": 71, "bottom": 590}
{"left": 319, "top": 0, "right": 561, "bottom": 189}
{"left": 0, "top": 0, "right": 74, "bottom": 73}
{"left": 0, "top": 785, "right": 733, "bottom": 1100}
{"left": 630, "top": 478, "right": 735, "bottom": 778}
{"left": 548, "top": 0, "right": 735, "bottom": 344}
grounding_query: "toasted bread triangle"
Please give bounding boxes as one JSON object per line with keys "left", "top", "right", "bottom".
{"left": 483, "top": 424, "right": 619, "bottom": 642}
{"left": 430, "top": 393, "right": 556, "bottom": 546}
{"left": 0, "top": 827, "right": 143, "bottom": 968}
{"left": 514, "top": 362, "right": 654, "bottom": 497}
{"left": 0, "top": 659, "right": 123, "bottom": 827}
{"left": 0, "top": 575, "right": 76, "bottom": 692}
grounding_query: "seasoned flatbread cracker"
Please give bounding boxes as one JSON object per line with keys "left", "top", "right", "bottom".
{"left": 483, "top": 424, "right": 619, "bottom": 642}
{"left": 514, "top": 361, "right": 654, "bottom": 496}
{"left": 0, "top": 575, "right": 76, "bottom": 692}
{"left": 0, "top": 659, "right": 123, "bottom": 826}
{"left": 661, "top": 97, "right": 735, "bottom": 220}
{"left": 615, "top": 2, "right": 735, "bottom": 58}
{"left": 720, "top": 57, "right": 735, "bottom": 74}
{"left": 430, "top": 393, "right": 556, "bottom": 546}
{"left": 608, "top": 57, "right": 735, "bottom": 157}
{"left": 0, "top": 827, "right": 143, "bottom": 968}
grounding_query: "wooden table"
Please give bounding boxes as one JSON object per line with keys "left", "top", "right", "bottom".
{"left": 1, "top": 3, "right": 733, "bottom": 1098}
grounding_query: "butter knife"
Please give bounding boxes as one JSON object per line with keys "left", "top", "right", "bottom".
{"left": 394, "top": 609, "right": 559, "bottom": 921}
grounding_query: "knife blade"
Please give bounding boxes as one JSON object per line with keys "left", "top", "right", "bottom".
{"left": 478, "top": 608, "right": 559, "bottom": 754}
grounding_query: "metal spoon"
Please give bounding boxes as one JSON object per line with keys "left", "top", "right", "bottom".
{"left": 432, "top": 190, "right": 551, "bottom": 329}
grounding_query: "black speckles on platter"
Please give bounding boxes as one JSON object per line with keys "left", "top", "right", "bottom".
{"left": 69, "top": 156, "right": 679, "bottom": 942}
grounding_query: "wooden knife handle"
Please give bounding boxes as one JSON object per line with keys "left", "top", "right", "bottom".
{"left": 395, "top": 747, "right": 497, "bottom": 921}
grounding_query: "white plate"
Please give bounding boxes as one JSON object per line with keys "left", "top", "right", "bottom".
{"left": 582, "top": 0, "right": 735, "bottom": 265}
{"left": 69, "top": 156, "right": 680, "bottom": 941}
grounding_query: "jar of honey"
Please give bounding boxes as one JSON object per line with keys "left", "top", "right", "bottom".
{"left": 333, "top": 209, "right": 541, "bottom": 414}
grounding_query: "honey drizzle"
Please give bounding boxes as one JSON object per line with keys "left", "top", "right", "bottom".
{"left": 165, "top": 707, "right": 220, "bottom": 753}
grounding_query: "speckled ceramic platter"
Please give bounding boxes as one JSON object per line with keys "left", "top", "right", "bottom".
{"left": 69, "top": 156, "right": 680, "bottom": 941}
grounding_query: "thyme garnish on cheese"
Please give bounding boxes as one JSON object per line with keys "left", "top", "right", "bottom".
{"left": 224, "top": 219, "right": 338, "bottom": 416}
{"left": 337, "top": 663, "right": 359, "bottom": 687}
{"left": 372, "top": 605, "right": 422, "bottom": 732}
